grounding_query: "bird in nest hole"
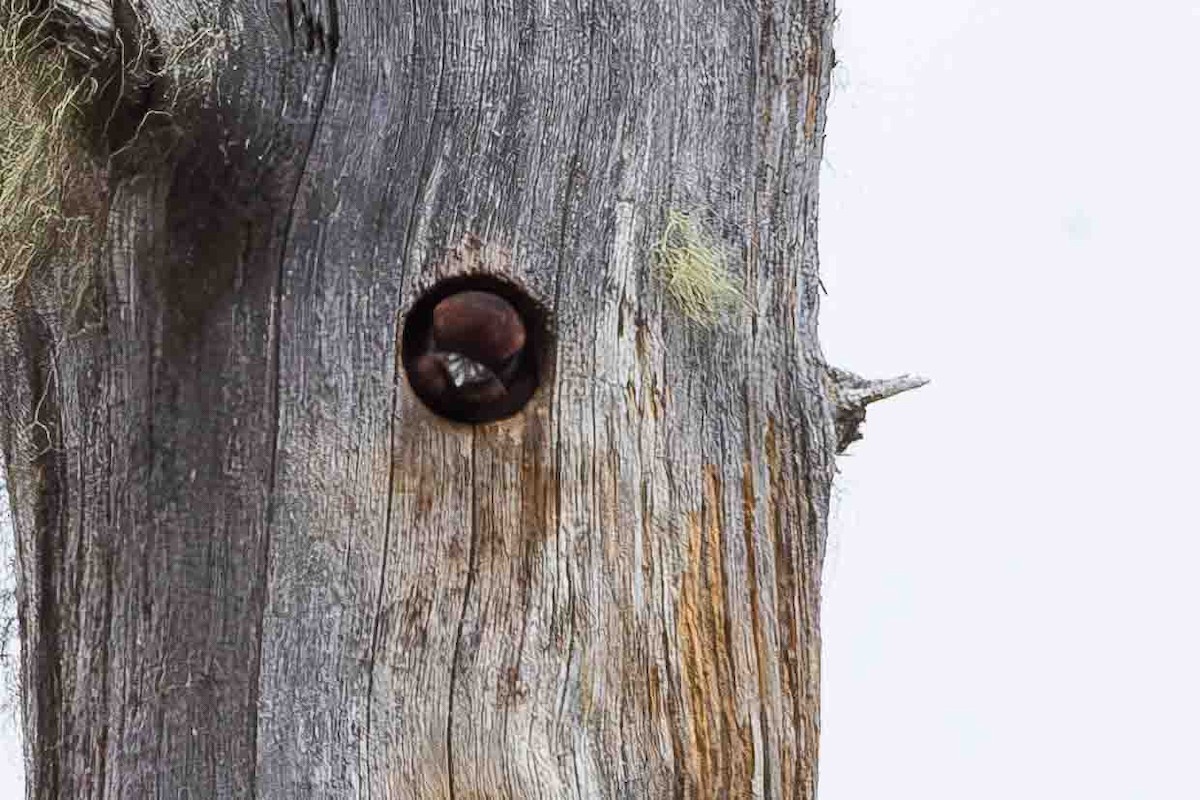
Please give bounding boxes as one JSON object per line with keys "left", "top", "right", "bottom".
{"left": 411, "top": 290, "right": 532, "bottom": 417}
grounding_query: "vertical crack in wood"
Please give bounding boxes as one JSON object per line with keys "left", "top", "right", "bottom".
{"left": 364, "top": 1, "right": 449, "bottom": 792}
{"left": 94, "top": 547, "right": 114, "bottom": 797}
{"left": 544, "top": 2, "right": 599, "bottom": 793}
{"left": 284, "top": 0, "right": 339, "bottom": 56}
{"left": 18, "top": 309, "right": 66, "bottom": 799}
{"left": 252, "top": 0, "right": 339, "bottom": 790}
{"left": 446, "top": 435, "right": 481, "bottom": 800}
{"left": 364, "top": 299, "right": 410, "bottom": 800}
{"left": 792, "top": 408, "right": 824, "bottom": 797}
{"left": 741, "top": 398, "right": 773, "bottom": 799}
{"left": 325, "top": 0, "right": 339, "bottom": 57}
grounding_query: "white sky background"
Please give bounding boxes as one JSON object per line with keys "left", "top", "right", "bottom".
{"left": 2, "top": 0, "right": 1199, "bottom": 795}
{"left": 818, "top": 0, "right": 1200, "bottom": 797}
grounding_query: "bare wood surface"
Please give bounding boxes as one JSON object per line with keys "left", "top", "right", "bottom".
{"left": 0, "top": 0, "right": 848, "bottom": 797}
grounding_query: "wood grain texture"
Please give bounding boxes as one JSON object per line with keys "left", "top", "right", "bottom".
{"left": 0, "top": 0, "right": 842, "bottom": 797}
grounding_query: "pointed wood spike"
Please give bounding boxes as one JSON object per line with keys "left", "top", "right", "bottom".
{"left": 829, "top": 367, "right": 928, "bottom": 410}
{"left": 827, "top": 367, "right": 928, "bottom": 453}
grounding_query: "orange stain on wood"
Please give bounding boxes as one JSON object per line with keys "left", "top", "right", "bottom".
{"left": 763, "top": 416, "right": 823, "bottom": 798}
{"left": 765, "top": 416, "right": 799, "bottom": 797}
{"left": 801, "top": 30, "right": 824, "bottom": 141}
{"left": 675, "top": 465, "right": 754, "bottom": 797}
{"left": 742, "top": 451, "right": 774, "bottom": 792}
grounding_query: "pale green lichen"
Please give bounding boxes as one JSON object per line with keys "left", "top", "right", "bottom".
{"left": 653, "top": 209, "right": 743, "bottom": 325}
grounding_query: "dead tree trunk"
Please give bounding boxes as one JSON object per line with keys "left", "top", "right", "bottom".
{"left": 0, "top": 0, "right": 919, "bottom": 796}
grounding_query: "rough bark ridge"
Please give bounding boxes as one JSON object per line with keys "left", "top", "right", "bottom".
{"left": 0, "top": 0, "right": 921, "bottom": 797}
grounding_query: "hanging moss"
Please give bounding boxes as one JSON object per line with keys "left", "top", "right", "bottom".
{"left": 0, "top": 1, "right": 102, "bottom": 299}
{"left": 0, "top": 2, "right": 229, "bottom": 321}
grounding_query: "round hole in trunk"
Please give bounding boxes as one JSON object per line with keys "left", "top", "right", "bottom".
{"left": 401, "top": 275, "right": 548, "bottom": 424}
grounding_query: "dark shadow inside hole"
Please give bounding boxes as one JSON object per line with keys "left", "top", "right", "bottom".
{"left": 401, "top": 275, "right": 548, "bottom": 424}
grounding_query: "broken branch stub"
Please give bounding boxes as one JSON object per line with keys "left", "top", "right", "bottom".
{"left": 828, "top": 366, "right": 928, "bottom": 453}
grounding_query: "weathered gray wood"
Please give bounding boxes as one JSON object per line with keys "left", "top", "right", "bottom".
{"left": 829, "top": 368, "right": 928, "bottom": 452}
{"left": 0, "top": 0, "right": 861, "bottom": 797}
